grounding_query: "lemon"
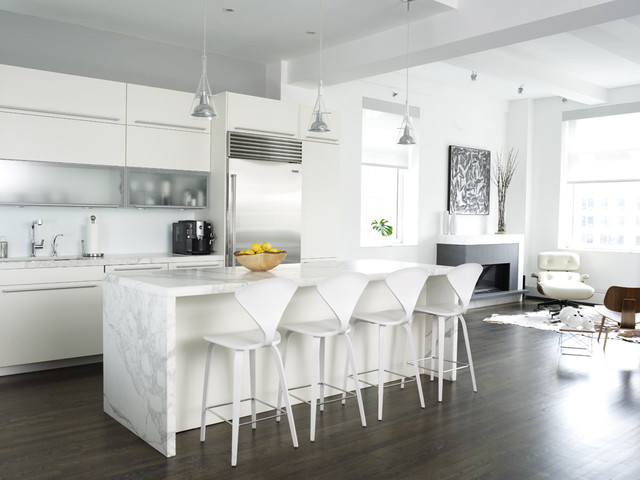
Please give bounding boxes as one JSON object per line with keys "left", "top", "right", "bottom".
{"left": 245, "top": 249, "right": 255, "bottom": 255}
{"left": 268, "top": 248, "right": 279, "bottom": 252}
{"left": 262, "top": 242, "right": 271, "bottom": 251}
{"left": 251, "top": 243, "right": 262, "bottom": 252}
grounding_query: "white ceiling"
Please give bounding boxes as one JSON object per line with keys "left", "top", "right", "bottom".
{"left": 2, "top": 0, "right": 640, "bottom": 104}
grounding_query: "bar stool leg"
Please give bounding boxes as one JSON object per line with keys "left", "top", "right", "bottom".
{"left": 341, "top": 327, "right": 356, "bottom": 405}
{"left": 310, "top": 336, "right": 321, "bottom": 442}
{"left": 270, "top": 345, "right": 299, "bottom": 448}
{"left": 459, "top": 315, "right": 477, "bottom": 392}
{"left": 276, "top": 331, "right": 294, "bottom": 423}
{"left": 344, "top": 333, "right": 367, "bottom": 428}
{"left": 403, "top": 323, "right": 425, "bottom": 409}
{"left": 377, "top": 325, "right": 386, "bottom": 421}
{"left": 437, "top": 316, "right": 445, "bottom": 403}
{"left": 231, "top": 350, "right": 244, "bottom": 467}
{"left": 200, "top": 343, "right": 215, "bottom": 442}
{"left": 319, "top": 337, "right": 326, "bottom": 412}
{"left": 250, "top": 349, "right": 257, "bottom": 429}
{"left": 430, "top": 317, "right": 437, "bottom": 382}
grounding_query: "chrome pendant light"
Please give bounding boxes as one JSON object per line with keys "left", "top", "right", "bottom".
{"left": 191, "top": 0, "right": 217, "bottom": 119}
{"left": 397, "top": 0, "right": 415, "bottom": 145}
{"left": 309, "top": 0, "right": 330, "bottom": 132}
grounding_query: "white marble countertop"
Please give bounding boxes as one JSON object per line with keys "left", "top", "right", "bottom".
{"left": 104, "top": 259, "right": 452, "bottom": 298}
{"left": 0, "top": 252, "right": 225, "bottom": 270}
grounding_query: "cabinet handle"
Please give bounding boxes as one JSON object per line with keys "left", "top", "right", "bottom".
{"left": 305, "top": 135, "right": 339, "bottom": 142}
{"left": 0, "top": 105, "right": 120, "bottom": 122}
{"left": 134, "top": 120, "right": 207, "bottom": 132}
{"left": 2, "top": 284, "right": 99, "bottom": 294}
{"left": 109, "top": 266, "right": 165, "bottom": 272}
{"left": 234, "top": 127, "right": 296, "bottom": 137}
{"left": 173, "top": 264, "right": 221, "bottom": 269}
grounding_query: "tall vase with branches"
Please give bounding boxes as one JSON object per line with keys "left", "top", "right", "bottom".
{"left": 492, "top": 148, "right": 518, "bottom": 234}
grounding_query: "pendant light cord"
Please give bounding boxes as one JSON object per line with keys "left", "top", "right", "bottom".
{"left": 203, "top": 0, "right": 207, "bottom": 58}
{"left": 319, "top": 0, "right": 324, "bottom": 90}
{"left": 405, "top": 0, "right": 410, "bottom": 114}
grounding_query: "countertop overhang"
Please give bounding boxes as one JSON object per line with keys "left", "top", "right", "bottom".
{"left": 105, "top": 259, "right": 452, "bottom": 298}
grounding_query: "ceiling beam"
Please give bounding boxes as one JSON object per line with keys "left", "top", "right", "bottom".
{"left": 287, "top": 0, "right": 640, "bottom": 89}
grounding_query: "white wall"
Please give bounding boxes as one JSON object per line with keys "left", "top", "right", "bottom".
{"left": 283, "top": 73, "right": 509, "bottom": 265}
{"left": 0, "top": 207, "right": 198, "bottom": 258}
{"left": 523, "top": 89, "right": 640, "bottom": 302}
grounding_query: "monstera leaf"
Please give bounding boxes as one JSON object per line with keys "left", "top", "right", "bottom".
{"left": 371, "top": 219, "right": 393, "bottom": 237}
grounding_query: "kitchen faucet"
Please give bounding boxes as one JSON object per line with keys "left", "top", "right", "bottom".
{"left": 51, "top": 233, "right": 63, "bottom": 257}
{"left": 31, "top": 219, "right": 44, "bottom": 257}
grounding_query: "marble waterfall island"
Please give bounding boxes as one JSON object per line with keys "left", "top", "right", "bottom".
{"left": 103, "top": 260, "right": 455, "bottom": 457}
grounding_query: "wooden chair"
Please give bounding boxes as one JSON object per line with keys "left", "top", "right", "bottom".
{"left": 595, "top": 286, "right": 640, "bottom": 351}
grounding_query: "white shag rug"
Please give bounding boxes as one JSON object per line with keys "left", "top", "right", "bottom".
{"left": 483, "top": 306, "right": 640, "bottom": 343}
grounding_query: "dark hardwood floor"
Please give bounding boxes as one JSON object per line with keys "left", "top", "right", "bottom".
{"left": 2, "top": 299, "right": 639, "bottom": 479}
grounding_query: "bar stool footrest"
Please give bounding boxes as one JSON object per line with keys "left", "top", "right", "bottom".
{"left": 288, "top": 382, "right": 357, "bottom": 406}
{"left": 409, "top": 356, "right": 471, "bottom": 376}
{"left": 204, "top": 397, "right": 288, "bottom": 428}
{"left": 351, "top": 368, "right": 417, "bottom": 389}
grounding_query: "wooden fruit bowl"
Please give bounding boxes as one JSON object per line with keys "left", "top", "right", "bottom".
{"left": 234, "top": 251, "right": 287, "bottom": 271}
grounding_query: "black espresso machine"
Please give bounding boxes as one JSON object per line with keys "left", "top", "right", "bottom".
{"left": 172, "top": 220, "right": 214, "bottom": 255}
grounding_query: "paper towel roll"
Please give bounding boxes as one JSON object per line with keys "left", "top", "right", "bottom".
{"left": 86, "top": 222, "right": 100, "bottom": 255}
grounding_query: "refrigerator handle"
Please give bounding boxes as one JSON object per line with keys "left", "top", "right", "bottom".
{"left": 227, "top": 173, "right": 237, "bottom": 267}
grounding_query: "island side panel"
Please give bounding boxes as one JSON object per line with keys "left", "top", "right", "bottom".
{"left": 103, "top": 277, "right": 177, "bottom": 457}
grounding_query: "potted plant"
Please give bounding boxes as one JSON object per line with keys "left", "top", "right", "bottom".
{"left": 491, "top": 148, "right": 518, "bottom": 234}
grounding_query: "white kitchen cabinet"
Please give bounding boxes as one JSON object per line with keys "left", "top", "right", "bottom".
{"left": 0, "top": 64, "right": 125, "bottom": 122}
{"left": 126, "top": 84, "right": 210, "bottom": 134}
{"left": 301, "top": 141, "right": 341, "bottom": 260}
{"left": 0, "top": 64, "right": 126, "bottom": 167}
{"left": 126, "top": 126, "right": 210, "bottom": 171}
{"left": 0, "top": 111, "right": 126, "bottom": 166}
{"left": 0, "top": 266, "right": 104, "bottom": 368}
{"left": 225, "top": 92, "right": 299, "bottom": 138}
{"left": 299, "top": 104, "right": 341, "bottom": 144}
{"left": 126, "top": 84, "right": 211, "bottom": 171}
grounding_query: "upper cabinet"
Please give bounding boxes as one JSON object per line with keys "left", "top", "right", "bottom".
{"left": 0, "top": 64, "right": 126, "bottom": 166}
{"left": 299, "top": 104, "right": 341, "bottom": 144}
{"left": 125, "top": 84, "right": 211, "bottom": 171}
{"left": 225, "top": 92, "right": 299, "bottom": 139}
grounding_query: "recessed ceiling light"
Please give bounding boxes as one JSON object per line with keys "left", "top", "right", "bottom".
{"left": 222, "top": 8, "right": 234, "bottom": 13}
{"left": 306, "top": 30, "right": 316, "bottom": 35}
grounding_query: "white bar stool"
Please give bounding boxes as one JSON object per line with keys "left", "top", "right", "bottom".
{"left": 200, "top": 277, "right": 299, "bottom": 467}
{"left": 278, "top": 272, "right": 369, "bottom": 441}
{"left": 350, "top": 267, "right": 429, "bottom": 421}
{"left": 413, "top": 263, "right": 482, "bottom": 402}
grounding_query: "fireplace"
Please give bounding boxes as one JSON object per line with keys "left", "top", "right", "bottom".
{"left": 436, "top": 241, "right": 520, "bottom": 297}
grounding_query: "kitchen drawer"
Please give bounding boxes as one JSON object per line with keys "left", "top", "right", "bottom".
{"left": 0, "top": 266, "right": 104, "bottom": 287}
{"left": 0, "top": 280, "right": 103, "bottom": 367}
{"left": 168, "top": 261, "right": 223, "bottom": 270}
{"left": 105, "top": 264, "right": 168, "bottom": 273}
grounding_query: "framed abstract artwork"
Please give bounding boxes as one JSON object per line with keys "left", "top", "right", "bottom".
{"left": 448, "top": 145, "right": 491, "bottom": 215}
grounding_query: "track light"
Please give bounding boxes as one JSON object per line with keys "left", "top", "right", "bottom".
{"left": 518, "top": 85, "right": 524, "bottom": 95}
{"left": 470, "top": 71, "right": 478, "bottom": 81}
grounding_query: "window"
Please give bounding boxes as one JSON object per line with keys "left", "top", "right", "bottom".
{"left": 560, "top": 106, "right": 640, "bottom": 251}
{"left": 360, "top": 99, "right": 418, "bottom": 246}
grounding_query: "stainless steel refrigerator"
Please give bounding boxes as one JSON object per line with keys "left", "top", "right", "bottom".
{"left": 225, "top": 132, "right": 302, "bottom": 266}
